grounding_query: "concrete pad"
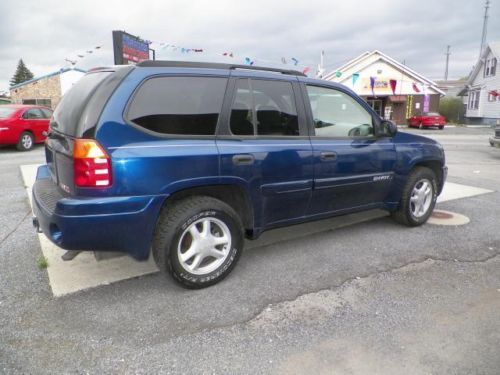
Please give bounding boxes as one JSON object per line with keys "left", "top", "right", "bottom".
{"left": 437, "top": 182, "right": 493, "bottom": 203}
{"left": 20, "top": 164, "right": 158, "bottom": 297}
{"left": 20, "top": 164, "right": 494, "bottom": 297}
{"left": 428, "top": 210, "right": 470, "bottom": 226}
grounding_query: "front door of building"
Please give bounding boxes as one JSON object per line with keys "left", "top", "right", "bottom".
{"left": 367, "top": 99, "right": 383, "bottom": 117}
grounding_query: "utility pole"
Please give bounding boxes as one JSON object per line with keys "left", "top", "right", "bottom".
{"left": 479, "top": 0, "right": 490, "bottom": 58}
{"left": 317, "top": 50, "right": 325, "bottom": 79}
{"left": 444, "top": 45, "right": 451, "bottom": 81}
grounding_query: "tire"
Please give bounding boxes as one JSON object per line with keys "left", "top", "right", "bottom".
{"left": 439, "top": 125, "right": 444, "bottom": 130}
{"left": 391, "top": 167, "right": 438, "bottom": 227}
{"left": 418, "top": 122, "right": 424, "bottom": 129}
{"left": 17, "top": 131, "right": 34, "bottom": 151}
{"left": 153, "top": 196, "right": 244, "bottom": 289}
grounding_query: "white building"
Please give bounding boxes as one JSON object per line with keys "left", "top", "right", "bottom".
{"left": 323, "top": 50, "right": 444, "bottom": 124}
{"left": 461, "top": 42, "right": 500, "bottom": 125}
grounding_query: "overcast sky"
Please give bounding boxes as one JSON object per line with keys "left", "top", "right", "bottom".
{"left": 1, "top": 0, "right": 499, "bottom": 91}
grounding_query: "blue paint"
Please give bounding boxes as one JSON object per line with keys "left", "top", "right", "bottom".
{"left": 32, "top": 64, "right": 446, "bottom": 260}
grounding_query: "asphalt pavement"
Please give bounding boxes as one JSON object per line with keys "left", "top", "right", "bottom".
{"left": 0, "top": 126, "right": 499, "bottom": 374}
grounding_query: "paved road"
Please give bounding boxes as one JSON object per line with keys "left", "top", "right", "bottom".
{"left": 1, "top": 127, "right": 499, "bottom": 374}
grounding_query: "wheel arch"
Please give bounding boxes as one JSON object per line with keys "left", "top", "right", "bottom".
{"left": 159, "top": 184, "right": 255, "bottom": 236}
{"left": 411, "top": 159, "right": 444, "bottom": 194}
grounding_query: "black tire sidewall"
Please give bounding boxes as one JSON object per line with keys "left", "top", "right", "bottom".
{"left": 406, "top": 170, "right": 437, "bottom": 225}
{"left": 168, "top": 208, "right": 243, "bottom": 287}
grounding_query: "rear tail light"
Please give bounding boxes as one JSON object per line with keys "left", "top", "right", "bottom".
{"left": 73, "top": 139, "right": 112, "bottom": 187}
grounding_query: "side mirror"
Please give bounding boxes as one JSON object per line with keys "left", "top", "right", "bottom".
{"left": 379, "top": 120, "right": 397, "bottom": 137}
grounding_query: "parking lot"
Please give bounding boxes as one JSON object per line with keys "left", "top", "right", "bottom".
{"left": 1, "top": 126, "right": 499, "bottom": 374}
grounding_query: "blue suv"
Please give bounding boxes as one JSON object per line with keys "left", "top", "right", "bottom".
{"left": 32, "top": 61, "right": 447, "bottom": 288}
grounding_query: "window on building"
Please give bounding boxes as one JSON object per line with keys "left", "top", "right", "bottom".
{"left": 484, "top": 58, "right": 497, "bottom": 77}
{"left": 229, "top": 79, "right": 299, "bottom": 136}
{"left": 36, "top": 99, "right": 52, "bottom": 108}
{"left": 469, "top": 90, "right": 481, "bottom": 110}
{"left": 127, "top": 77, "right": 227, "bottom": 135}
{"left": 306, "top": 85, "right": 374, "bottom": 138}
{"left": 21, "top": 98, "right": 52, "bottom": 107}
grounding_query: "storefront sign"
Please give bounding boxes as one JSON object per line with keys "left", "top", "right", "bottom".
{"left": 113, "top": 30, "right": 150, "bottom": 65}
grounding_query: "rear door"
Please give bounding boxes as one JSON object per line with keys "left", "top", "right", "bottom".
{"left": 22, "top": 108, "right": 45, "bottom": 141}
{"left": 302, "top": 83, "right": 397, "bottom": 215}
{"left": 217, "top": 76, "right": 313, "bottom": 228}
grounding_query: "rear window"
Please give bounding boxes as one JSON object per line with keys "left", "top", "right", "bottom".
{"left": 426, "top": 112, "right": 440, "bottom": 116}
{"left": 0, "top": 107, "right": 16, "bottom": 118}
{"left": 51, "top": 72, "right": 111, "bottom": 136}
{"left": 127, "top": 76, "right": 227, "bottom": 136}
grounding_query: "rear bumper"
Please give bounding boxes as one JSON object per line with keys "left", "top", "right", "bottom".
{"left": 489, "top": 137, "right": 500, "bottom": 148}
{"left": 32, "top": 165, "right": 166, "bottom": 260}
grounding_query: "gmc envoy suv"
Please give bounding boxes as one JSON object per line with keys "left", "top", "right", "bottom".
{"left": 32, "top": 61, "right": 447, "bottom": 288}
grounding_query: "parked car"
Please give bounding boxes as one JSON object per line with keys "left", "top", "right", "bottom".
{"left": 407, "top": 112, "right": 446, "bottom": 129}
{"left": 489, "top": 124, "right": 500, "bottom": 148}
{"left": 0, "top": 105, "right": 53, "bottom": 150}
{"left": 32, "top": 61, "right": 447, "bottom": 289}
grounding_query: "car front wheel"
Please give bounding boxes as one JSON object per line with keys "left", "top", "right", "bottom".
{"left": 17, "top": 131, "right": 34, "bottom": 151}
{"left": 391, "top": 167, "right": 437, "bottom": 226}
{"left": 153, "top": 196, "right": 244, "bottom": 289}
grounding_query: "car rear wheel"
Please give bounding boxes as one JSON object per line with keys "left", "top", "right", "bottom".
{"left": 17, "top": 131, "right": 34, "bottom": 151}
{"left": 391, "top": 167, "right": 437, "bottom": 227}
{"left": 439, "top": 125, "right": 444, "bottom": 130}
{"left": 153, "top": 196, "right": 244, "bottom": 289}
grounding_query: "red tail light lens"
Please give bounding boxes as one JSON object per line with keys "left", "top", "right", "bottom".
{"left": 73, "top": 139, "right": 112, "bottom": 187}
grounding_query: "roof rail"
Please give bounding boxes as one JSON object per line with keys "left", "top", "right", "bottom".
{"left": 136, "top": 60, "right": 306, "bottom": 77}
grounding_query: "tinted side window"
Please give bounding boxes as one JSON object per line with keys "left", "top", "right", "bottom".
{"left": 306, "top": 85, "right": 374, "bottom": 138}
{"left": 52, "top": 72, "right": 111, "bottom": 136}
{"left": 25, "top": 109, "right": 44, "bottom": 119}
{"left": 229, "top": 79, "right": 299, "bottom": 136}
{"left": 252, "top": 80, "right": 299, "bottom": 136}
{"left": 128, "top": 77, "right": 227, "bottom": 135}
{"left": 230, "top": 79, "right": 254, "bottom": 136}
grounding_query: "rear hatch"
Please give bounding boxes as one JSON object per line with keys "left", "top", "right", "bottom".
{"left": 45, "top": 68, "right": 130, "bottom": 195}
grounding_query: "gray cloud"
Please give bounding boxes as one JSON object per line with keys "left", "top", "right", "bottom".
{"left": 1, "top": 0, "right": 499, "bottom": 91}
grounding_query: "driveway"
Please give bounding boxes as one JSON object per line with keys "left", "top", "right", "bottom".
{"left": 1, "top": 126, "right": 499, "bottom": 374}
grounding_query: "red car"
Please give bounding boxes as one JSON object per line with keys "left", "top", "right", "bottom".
{"left": 0, "top": 105, "right": 53, "bottom": 151}
{"left": 407, "top": 112, "right": 446, "bottom": 130}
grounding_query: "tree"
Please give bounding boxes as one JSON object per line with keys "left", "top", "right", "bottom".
{"left": 10, "top": 59, "right": 34, "bottom": 87}
{"left": 439, "top": 97, "right": 466, "bottom": 124}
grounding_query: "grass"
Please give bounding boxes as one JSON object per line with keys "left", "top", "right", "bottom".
{"left": 37, "top": 256, "right": 48, "bottom": 270}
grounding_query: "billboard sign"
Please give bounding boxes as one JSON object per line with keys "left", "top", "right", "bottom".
{"left": 112, "top": 30, "right": 150, "bottom": 65}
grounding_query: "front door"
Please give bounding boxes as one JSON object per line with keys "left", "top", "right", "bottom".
{"left": 302, "top": 84, "right": 397, "bottom": 216}
{"left": 217, "top": 77, "right": 313, "bottom": 229}
{"left": 367, "top": 99, "right": 383, "bottom": 117}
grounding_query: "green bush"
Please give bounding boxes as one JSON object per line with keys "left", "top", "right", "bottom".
{"left": 439, "top": 97, "right": 465, "bottom": 124}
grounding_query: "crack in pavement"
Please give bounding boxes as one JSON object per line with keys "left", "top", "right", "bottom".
{"left": 164, "top": 251, "right": 500, "bottom": 341}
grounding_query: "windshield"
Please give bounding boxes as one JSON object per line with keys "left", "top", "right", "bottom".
{"left": 0, "top": 107, "right": 16, "bottom": 119}
{"left": 51, "top": 71, "right": 111, "bottom": 136}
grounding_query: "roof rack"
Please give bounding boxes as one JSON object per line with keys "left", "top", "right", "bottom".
{"left": 136, "top": 60, "right": 306, "bottom": 77}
